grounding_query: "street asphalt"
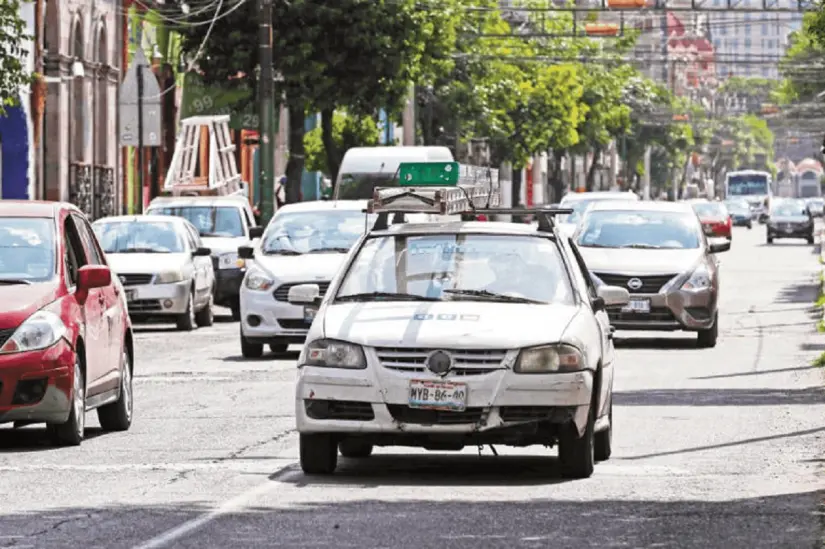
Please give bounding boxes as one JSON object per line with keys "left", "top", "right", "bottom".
{"left": 1, "top": 223, "right": 824, "bottom": 549}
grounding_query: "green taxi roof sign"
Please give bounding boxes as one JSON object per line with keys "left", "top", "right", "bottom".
{"left": 398, "top": 162, "right": 460, "bottom": 186}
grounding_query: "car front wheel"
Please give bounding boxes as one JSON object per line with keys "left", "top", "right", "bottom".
{"left": 558, "top": 404, "right": 595, "bottom": 479}
{"left": 697, "top": 313, "right": 719, "bottom": 348}
{"left": 300, "top": 433, "right": 338, "bottom": 474}
{"left": 48, "top": 356, "right": 85, "bottom": 446}
{"left": 594, "top": 400, "right": 612, "bottom": 462}
{"left": 240, "top": 325, "right": 263, "bottom": 358}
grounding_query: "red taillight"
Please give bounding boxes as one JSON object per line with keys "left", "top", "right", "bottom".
{"left": 727, "top": 216, "right": 732, "bottom": 227}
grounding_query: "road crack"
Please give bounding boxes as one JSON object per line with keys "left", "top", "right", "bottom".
{"left": 1, "top": 513, "right": 94, "bottom": 547}
{"left": 218, "top": 430, "right": 296, "bottom": 463}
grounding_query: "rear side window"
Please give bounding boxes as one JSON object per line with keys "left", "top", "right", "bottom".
{"left": 64, "top": 216, "right": 89, "bottom": 287}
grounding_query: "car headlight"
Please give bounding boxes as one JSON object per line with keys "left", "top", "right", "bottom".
{"left": 0, "top": 310, "right": 67, "bottom": 354}
{"left": 303, "top": 339, "right": 366, "bottom": 369}
{"left": 514, "top": 344, "right": 584, "bottom": 373}
{"left": 245, "top": 271, "right": 274, "bottom": 291}
{"left": 681, "top": 263, "right": 712, "bottom": 291}
{"left": 218, "top": 252, "right": 244, "bottom": 269}
{"left": 155, "top": 270, "right": 185, "bottom": 284}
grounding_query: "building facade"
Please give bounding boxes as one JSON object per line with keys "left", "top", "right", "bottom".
{"left": 41, "top": 0, "right": 121, "bottom": 219}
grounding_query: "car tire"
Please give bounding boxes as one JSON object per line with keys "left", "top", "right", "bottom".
{"left": 176, "top": 290, "right": 196, "bottom": 331}
{"left": 300, "top": 433, "right": 338, "bottom": 474}
{"left": 697, "top": 313, "right": 719, "bottom": 348}
{"left": 594, "top": 400, "right": 612, "bottom": 462}
{"left": 767, "top": 235, "right": 773, "bottom": 244}
{"left": 98, "top": 346, "right": 133, "bottom": 432}
{"left": 747, "top": 222, "right": 752, "bottom": 229}
{"left": 47, "top": 355, "right": 85, "bottom": 447}
{"left": 269, "top": 343, "right": 288, "bottom": 354}
{"left": 558, "top": 402, "right": 595, "bottom": 479}
{"left": 230, "top": 298, "right": 241, "bottom": 322}
{"left": 338, "top": 439, "right": 374, "bottom": 458}
{"left": 807, "top": 235, "right": 815, "bottom": 245}
{"left": 240, "top": 325, "right": 263, "bottom": 358}
{"left": 195, "top": 292, "right": 214, "bottom": 327}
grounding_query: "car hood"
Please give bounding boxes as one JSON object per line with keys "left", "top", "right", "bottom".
{"left": 253, "top": 252, "right": 349, "bottom": 281}
{"left": 203, "top": 236, "right": 248, "bottom": 254}
{"left": 770, "top": 215, "right": 809, "bottom": 223}
{"left": 0, "top": 280, "right": 61, "bottom": 330}
{"left": 579, "top": 247, "right": 701, "bottom": 275}
{"left": 322, "top": 301, "right": 580, "bottom": 348}
{"left": 106, "top": 253, "right": 190, "bottom": 274}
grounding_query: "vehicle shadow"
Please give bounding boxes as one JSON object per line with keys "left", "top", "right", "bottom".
{"left": 222, "top": 351, "right": 300, "bottom": 363}
{"left": 691, "top": 364, "right": 822, "bottom": 380}
{"left": 612, "top": 386, "right": 825, "bottom": 407}
{"left": 0, "top": 491, "right": 821, "bottom": 548}
{"left": 613, "top": 337, "right": 698, "bottom": 350}
{"left": 800, "top": 341, "right": 825, "bottom": 352}
{"left": 757, "top": 242, "right": 815, "bottom": 248}
{"left": 774, "top": 281, "right": 820, "bottom": 304}
{"left": 0, "top": 426, "right": 107, "bottom": 453}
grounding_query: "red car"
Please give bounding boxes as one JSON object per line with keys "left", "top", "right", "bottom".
{"left": 690, "top": 201, "right": 732, "bottom": 241}
{"left": 0, "top": 201, "right": 133, "bottom": 446}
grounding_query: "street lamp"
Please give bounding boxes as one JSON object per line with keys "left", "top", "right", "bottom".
{"left": 71, "top": 60, "right": 84, "bottom": 78}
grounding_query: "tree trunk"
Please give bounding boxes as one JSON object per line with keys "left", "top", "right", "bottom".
{"left": 285, "top": 102, "right": 306, "bottom": 204}
{"left": 549, "top": 150, "right": 565, "bottom": 203}
{"left": 320, "top": 108, "right": 340, "bottom": 186}
{"left": 511, "top": 167, "right": 523, "bottom": 222}
{"left": 585, "top": 148, "right": 601, "bottom": 191}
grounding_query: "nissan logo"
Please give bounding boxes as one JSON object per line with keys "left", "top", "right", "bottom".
{"left": 627, "top": 278, "right": 643, "bottom": 291}
{"left": 425, "top": 350, "right": 454, "bottom": 376}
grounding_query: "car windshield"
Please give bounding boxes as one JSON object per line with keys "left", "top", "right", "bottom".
{"left": 335, "top": 233, "right": 574, "bottom": 304}
{"left": 261, "top": 210, "right": 374, "bottom": 255}
{"left": 148, "top": 206, "right": 244, "bottom": 238}
{"left": 94, "top": 221, "right": 186, "bottom": 254}
{"left": 692, "top": 202, "right": 728, "bottom": 218}
{"left": 0, "top": 217, "right": 55, "bottom": 282}
{"left": 336, "top": 173, "right": 399, "bottom": 200}
{"left": 771, "top": 202, "right": 807, "bottom": 217}
{"left": 558, "top": 197, "right": 634, "bottom": 224}
{"left": 725, "top": 200, "right": 750, "bottom": 213}
{"left": 577, "top": 210, "right": 701, "bottom": 249}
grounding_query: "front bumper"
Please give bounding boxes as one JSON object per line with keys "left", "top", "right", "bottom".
{"left": 126, "top": 280, "right": 190, "bottom": 317}
{"left": 767, "top": 224, "right": 814, "bottom": 239}
{"left": 214, "top": 267, "right": 244, "bottom": 306}
{"left": 0, "top": 338, "right": 75, "bottom": 424}
{"left": 608, "top": 287, "right": 716, "bottom": 332}
{"left": 295, "top": 349, "right": 593, "bottom": 442}
{"left": 240, "top": 287, "right": 311, "bottom": 345}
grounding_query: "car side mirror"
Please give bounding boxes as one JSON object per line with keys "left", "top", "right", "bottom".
{"left": 249, "top": 226, "right": 264, "bottom": 239}
{"left": 288, "top": 283, "right": 320, "bottom": 305}
{"left": 709, "top": 240, "right": 731, "bottom": 253}
{"left": 238, "top": 245, "right": 255, "bottom": 260}
{"left": 193, "top": 247, "right": 211, "bottom": 257}
{"left": 76, "top": 265, "right": 111, "bottom": 304}
{"left": 596, "top": 285, "right": 630, "bottom": 307}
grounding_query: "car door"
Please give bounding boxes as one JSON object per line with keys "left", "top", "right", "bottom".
{"left": 64, "top": 215, "right": 111, "bottom": 397}
{"left": 567, "top": 238, "right": 614, "bottom": 417}
{"left": 185, "top": 223, "right": 213, "bottom": 304}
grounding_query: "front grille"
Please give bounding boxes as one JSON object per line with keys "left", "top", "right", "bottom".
{"left": 277, "top": 319, "right": 312, "bottom": 330}
{"left": 273, "top": 281, "right": 331, "bottom": 302}
{"left": 128, "top": 299, "right": 163, "bottom": 313}
{"left": 387, "top": 405, "right": 486, "bottom": 425}
{"left": 593, "top": 273, "right": 677, "bottom": 294}
{"left": 499, "top": 406, "right": 575, "bottom": 423}
{"left": 119, "top": 273, "right": 154, "bottom": 286}
{"left": 0, "top": 328, "right": 15, "bottom": 348}
{"left": 375, "top": 347, "right": 507, "bottom": 375}
{"left": 304, "top": 400, "right": 375, "bottom": 421}
{"left": 608, "top": 307, "right": 677, "bottom": 323}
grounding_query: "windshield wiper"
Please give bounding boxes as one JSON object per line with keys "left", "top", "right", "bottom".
{"left": 619, "top": 244, "right": 663, "bottom": 249}
{"left": 307, "top": 247, "right": 350, "bottom": 253}
{"left": 119, "top": 248, "right": 170, "bottom": 254}
{"left": 262, "top": 249, "right": 303, "bottom": 256}
{"left": 0, "top": 278, "right": 32, "bottom": 285}
{"left": 442, "top": 289, "right": 542, "bottom": 304}
{"left": 336, "top": 292, "right": 440, "bottom": 302}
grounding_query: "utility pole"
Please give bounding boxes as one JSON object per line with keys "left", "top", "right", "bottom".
{"left": 136, "top": 65, "right": 145, "bottom": 214}
{"left": 258, "top": 0, "right": 276, "bottom": 225}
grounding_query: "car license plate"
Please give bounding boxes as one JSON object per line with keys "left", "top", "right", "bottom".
{"left": 784, "top": 226, "right": 794, "bottom": 233}
{"left": 622, "top": 298, "right": 650, "bottom": 314}
{"left": 304, "top": 306, "right": 317, "bottom": 324}
{"left": 408, "top": 379, "right": 468, "bottom": 411}
{"left": 125, "top": 289, "right": 136, "bottom": 302}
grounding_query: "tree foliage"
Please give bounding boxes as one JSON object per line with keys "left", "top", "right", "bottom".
{"left": 0, "top": 0, "right": 32, "bottom": 115}
{"left": 304, "top": 112, "right": 381, "bottom": 174}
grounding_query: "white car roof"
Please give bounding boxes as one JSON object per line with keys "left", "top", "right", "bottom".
{"left": 560, "top": 192, "right": 638, "bottom": 203}
{"left": 373, "top": 220, "right": 548, "bottom": 238}
{"left": 147, "top": 196, "right": 250, "bottom": 208}
{"left": 93, "top": 215, "right": 191, "bottom": 226}
{"left": 275, "top": 200, "right": 369, "bottom": 214}
{"left": 588, "top": 200, "right": 696, "bottom": 214}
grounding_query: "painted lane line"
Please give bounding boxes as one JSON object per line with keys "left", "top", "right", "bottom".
{"left": 131, "top": 465, "right": 297, "bottom": 549}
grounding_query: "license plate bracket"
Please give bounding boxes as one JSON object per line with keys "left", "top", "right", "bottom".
{"left": 622, "top": 298, "right": 650, "bottom": 314}
{"left": 408, "top": 379, "right": 468, "bottom": 412}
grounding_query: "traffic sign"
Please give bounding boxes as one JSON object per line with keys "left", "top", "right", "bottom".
{"left": 118, "top": 48, "right": 162, "bottom": 147}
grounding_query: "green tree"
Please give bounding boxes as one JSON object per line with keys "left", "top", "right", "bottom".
{"left": 304, "top": 112, "right": 381, "bottom": 175}
{"left": 0, "top": 0, "right": 32, "bottom": 114}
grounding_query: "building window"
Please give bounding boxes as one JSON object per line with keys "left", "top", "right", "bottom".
{"left": 714, "top": 38, "right": 721, "bottom": 49}
{"left": 762, "top": 23, "right": 768, "bottom": 34}
{"left": 720, "top": 25, "right": 726, "bottom": 35}
{"left": 745, "top": 38, "right": 752, "bottom": 48}
{"left": 762, "top": 67, "right": 770, "bottom": 77}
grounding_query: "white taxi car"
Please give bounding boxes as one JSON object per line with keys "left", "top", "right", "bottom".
{"left": 288, "top": 197, "right": 630, "bottom": 478}
{"left": 237, "top": 200, "right": 373, "bottom": 357}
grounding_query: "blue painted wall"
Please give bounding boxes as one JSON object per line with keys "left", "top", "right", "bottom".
{"left": 0, "top": 104, "right": 30, "bottom": 199}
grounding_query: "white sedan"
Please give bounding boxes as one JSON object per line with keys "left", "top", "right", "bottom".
{"left": 288, "top": 217, "right": 630, "bottom": 478}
